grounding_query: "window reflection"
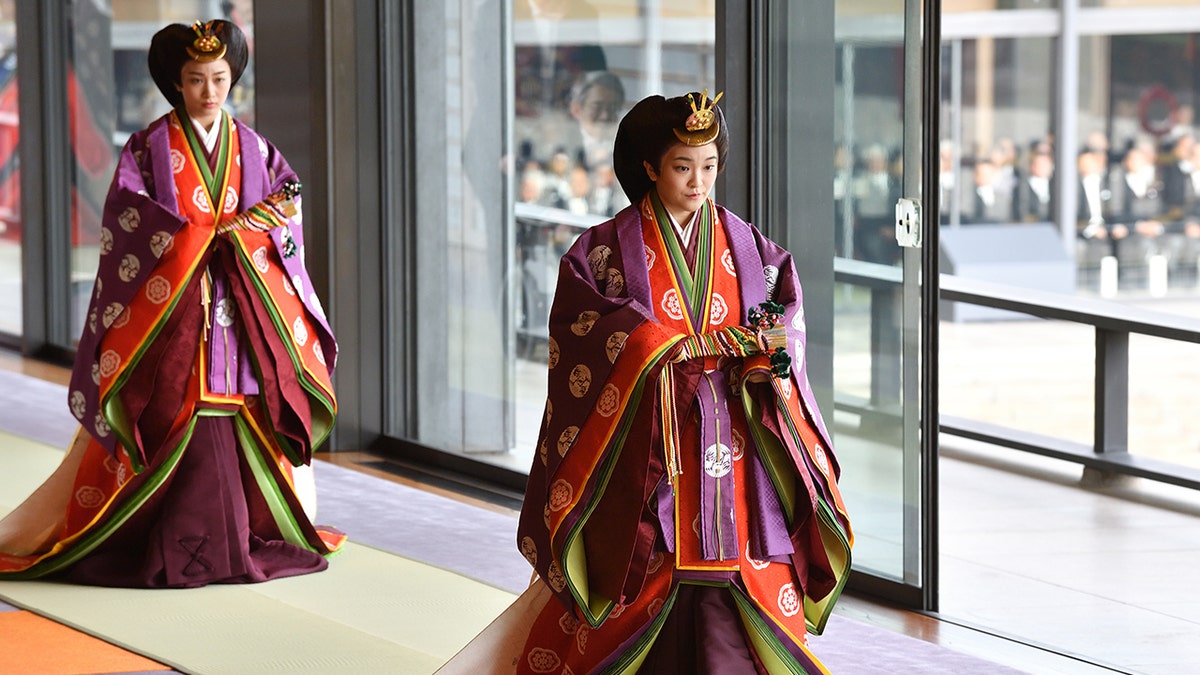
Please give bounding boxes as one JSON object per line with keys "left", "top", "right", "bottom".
{"left": 832, "top": 1, "right": 910, "bottom": 580}
{"left": 510, "top": 2, "right": 716, "bottom": 463}
{"left": 940, "top": 30, "right": 1200, "bottom": 297}
{"left": 67, "top": 1, "right": 117, "bottom": 338}
{"left": 0, "top": 2, "right": 17, "bottom": 335}
{"left": 67, "top": 1, "right": 255, "bottom": 340}
{"left": 835, "top": 41, "right": 906, "bottom": 265}
{"left": 945, "top": 0, "right": 1059, "bottom": 9}
{"left": 411, "top": 1, "right": 716, "bottom": 466}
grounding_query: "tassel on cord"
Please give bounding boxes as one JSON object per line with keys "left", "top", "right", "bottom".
{"left": 661, "top": 302, "right": 795, "bottom": 489}
{"left": 659, "top": 363, "right": 682, "bottom": 492}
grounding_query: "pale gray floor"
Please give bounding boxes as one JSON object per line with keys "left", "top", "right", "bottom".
{"left": 938, "top": 437, "right": 1200, "bottom": 675}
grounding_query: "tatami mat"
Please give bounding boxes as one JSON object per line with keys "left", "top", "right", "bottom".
{"left": 0, "top": 542, "right": 515, "bottom": 674}
{"left": 0, "top": 428, "right": 67, "bottom": 504}
{"left": 0, "top": 430, "right": 516, "bottom": 674}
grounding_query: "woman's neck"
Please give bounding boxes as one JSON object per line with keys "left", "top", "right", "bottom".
{"left": 666, "top": 206, "right": 696, "bottom": 226}
{"left": 185, "top": 108, "right": 220, "bottom": 131}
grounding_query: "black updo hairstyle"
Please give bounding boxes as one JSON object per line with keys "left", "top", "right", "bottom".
{"left": 612, "top": 92, "right": 729, "bottom": 203}
{"left": 147, "top": 20, "right": 249, "bottom": 109}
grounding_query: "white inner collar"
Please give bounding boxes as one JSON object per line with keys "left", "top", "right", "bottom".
{"left": 190, "top": 112, "right": 223, "bottom": 153}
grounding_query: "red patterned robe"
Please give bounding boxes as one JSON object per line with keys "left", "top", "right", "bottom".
{"left": 503, "top": 193, "right": 853, "bottom": 674}
{"left": 0, "top": 110, "right": 341, "bottom": 587}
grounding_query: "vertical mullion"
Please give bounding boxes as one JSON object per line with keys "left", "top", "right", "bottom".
{"left": 17, "top": 0, "right": 72, "bottom": 355}
{"left": 381, "top": 0, "right": 416, "bottom": 436}
{"left": 920, "top": 0, "right": 943, "bottom": 614}
{"left": 715, "top": 0, "right": 758, "bottom": 224}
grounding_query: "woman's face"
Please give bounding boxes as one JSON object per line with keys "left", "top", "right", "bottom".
{"left": 644, "top": 142, "right": 719, "bottom": 224}
{"left": 175, "top": 58, "right": 231, "bottom": 129}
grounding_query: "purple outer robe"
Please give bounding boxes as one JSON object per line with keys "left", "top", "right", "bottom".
{"left": 66, "top": 113, "right": 337, "bottom": 462}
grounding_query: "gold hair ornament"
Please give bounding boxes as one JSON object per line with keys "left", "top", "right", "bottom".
{"left": 673, "top": 89, "right": 724, "bottom": 146}
{"left": 186, "top": 21, "right": 227, "bottom": 63}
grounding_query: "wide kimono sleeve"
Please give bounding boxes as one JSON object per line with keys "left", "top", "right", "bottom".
{"left": 735, "top": 220, "right": 854, "bottom": 633}
{"left": 516, "top": 213, "right": 685, "bottom": 627}
{"left": 218, "top": 123, "right": 338, "bottom": 465}
{"left": 244, "top": 123, "right": 338, "bottom": 378}
{"left": 66, "top": 121, "right": 192, "bottom": 466}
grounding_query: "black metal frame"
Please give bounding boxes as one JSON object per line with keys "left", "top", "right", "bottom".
{"left": 832, "top": 0, "right": 943, "bottom": 613}
{"left": 921, "top": 0, "right": 943, "bottom": 615}
{"left": 14, "top": 2, "right": 73, "bottom": 358}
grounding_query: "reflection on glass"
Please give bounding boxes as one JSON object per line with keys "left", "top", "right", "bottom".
{"left": 510, "top": 3, "right": 717, "bottom": 467}
{"left": 67, "top": 1, "right": 255, "bottom": 341}
{"left": 945, "top": 0, "right": 1058, "bottom": 9}
{"left": 832, "top": 1, "right": 909, "bottom": 582}
{"left": 410, "top": 1, "right": 715, "bottom": 466}
{"left": 939, "top": 36, "right": 1055, "bottom": 229}
{"left": 938, "top": 25, "right": 1200, "bottom": 473}
{"left": 0, "top": 4, "right": 18, "bottom": 335}
{"left": 941, "top": 28, "right": 1200, "bottom": 300}
{"left": 1079, "top": 33, "right": 1200, "bottom": 294}
{"left": 1081, "top": 0, "right": 1194, "bottom": 6}
{"left": 67, "top": 2, "right": 117, "bottom": 340}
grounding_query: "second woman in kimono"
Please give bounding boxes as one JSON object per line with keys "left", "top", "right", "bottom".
{"left": 0, "top": 19, "right": 341, "bottom": 588}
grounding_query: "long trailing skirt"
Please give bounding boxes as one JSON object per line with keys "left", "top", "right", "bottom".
{"left": 0, "top": 241, "right": 342, "bottom": 587}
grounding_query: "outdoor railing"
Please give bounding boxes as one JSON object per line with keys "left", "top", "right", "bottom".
{"left": 835, "top": 256, "right": 1200, "bottom": 491}
{"left": 939, "top": 274, "right": 1200, "bottom": 490}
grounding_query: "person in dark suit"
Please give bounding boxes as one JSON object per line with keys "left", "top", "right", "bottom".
{"left": 1160, "top": 132, "right": 1196, "bottom": 222}
{"left": 1108, "top": 143, "right": 1164, "bottom": 226}
{"left": 1077, "top": 149, "right": 1110, "bottom": 234}
{"left": 1153, "top": 133, "right": 1200, "bottom": 271}
{"left": 1076, "top": 148, "right": 1120, "bottom": 272}
{"left": 963, "top": 158, "right": 1014, "bottom": 224}
{"left": 1107, "top": 142, "right": 1166, "bottom": 268}
{"left": 851, "top": 144, "right": 901, "bottom": 263}
{"left": 990, "top": 138, "right": 1022, "bottom": 222}
{"left": 1018, "top": 149, "right": 1055, "bottom": 223}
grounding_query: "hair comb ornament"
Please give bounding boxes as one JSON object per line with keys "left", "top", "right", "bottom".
{"left": 673, "top": 89, "right": 724, "bottom": 146}
{"left": 186, "top": 21, "right": 227, "bottom": 63}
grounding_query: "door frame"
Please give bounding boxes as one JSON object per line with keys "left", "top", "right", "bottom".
{"left": 749, "top": 0, "right": 942, "bottom": 610}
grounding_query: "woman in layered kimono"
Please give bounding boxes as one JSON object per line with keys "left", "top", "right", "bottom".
{"left": 447, "top": 92, "right": 853, "bottom": 674}
{"left": 0, "top": 20, "right": 341, "bottom": 588}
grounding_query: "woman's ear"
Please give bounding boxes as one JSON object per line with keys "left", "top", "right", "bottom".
{"left": 643, "top": 160, "right": 658, "bottom": 182}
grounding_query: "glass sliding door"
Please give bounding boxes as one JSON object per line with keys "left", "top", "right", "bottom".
{"left": 392, "top": 0, "right": 940, "bottom": 605}
{"left": 404, "top": 1, "right": 717, "bottom": 468}
{"left": 764, "top": 0, "right": 938, "bottom": 605}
